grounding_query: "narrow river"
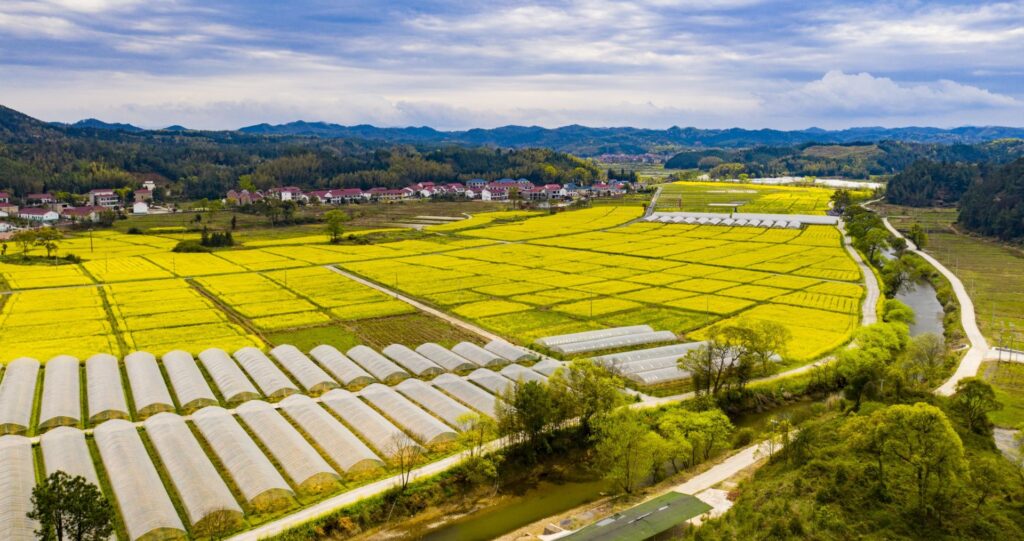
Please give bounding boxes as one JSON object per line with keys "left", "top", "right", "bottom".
{"left": 895, "top": 280, "right": 945, "bottom": 336}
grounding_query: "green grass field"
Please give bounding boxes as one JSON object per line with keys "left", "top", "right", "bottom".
{"left": 982, "top": 361, "right": 1024, "bottom": 428}
{"left": 884, "top": 205, "right": 1024, "bottom": 343}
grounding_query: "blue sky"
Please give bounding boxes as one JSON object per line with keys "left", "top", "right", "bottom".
{"left": 1, "top": 0, "right": 1022, "bottom": 130}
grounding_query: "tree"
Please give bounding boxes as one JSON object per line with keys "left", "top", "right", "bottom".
{"left": 951, "top": 377, "right": 1002, "bottom": 435}
{"left": 908, "top": 223, "right": 928, "bottom": 249}
{"left": 456, "top": 412, "right": 497, "bottom": 459}
{"left": 547, "top": 360, "right": 623, "bottom": 436}
{"left": 11, "top": 229, "right": 37, "bottom": 258}
{"left": 497, "top": 380, "right": 555, "bottom": 459}
{"left": 901, "top": 333, "right": 946, "bottom": 385}
{"left": 507, "top": 186, "right": 522, "bottom": 209}
{"left": 657, "top": 408, "right": 733, "bottom": 465}
{"left": 28, "top": 471, "right": 114, "bottom": 541}
{"left": 830, "top": 189, "right": 852, "bottom": 213}
{"left": 35, "top": 227, "right": 63, "bottom": 258}
{"left": 386, "top": 432, "right": 425, "bottom": 492}
{"left": 680, "top": 335, "right": 737, "bottom": 397}
{"left": 97, "top": 210, "right": 116, "bottom": 227}
{"left": 850, "top": 403, "right": 968, "bottom": 513}
{"left": 882, "top": 299, "right": 915, "bottom": 325}
{"left": 882, "top": 256, "right": 921, "bottom": 297}
{"left": 592, "top": 408, "right": 655, "bottom": 494}
{"left": 324, "top": 209, "right": 350, "bottom": 243}
{"left": 735, "top": 320, "right": 790, "bottom": 375}
{"left": 857, "top": 228, "right": 890, "bottom": 263}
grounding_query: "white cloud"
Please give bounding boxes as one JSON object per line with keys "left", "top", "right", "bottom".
{"left": 772, "top": 71, "right": 1020, "bottom": 116}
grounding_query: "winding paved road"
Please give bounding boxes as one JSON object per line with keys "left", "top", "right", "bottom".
{"left": 880, "top": 217, "right": 990, "bottom": 395}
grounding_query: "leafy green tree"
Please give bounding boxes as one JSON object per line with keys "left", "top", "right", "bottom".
{"left": 497, "top": 380, "right": 555, "bottom": 459}
{"left": 11, "top": 229, "right": 37, "bottom": 258}
{"left": 849, "top": 403, "right": 968, "bottom": 512}
{"left": 547, "top": 360, "right": 623, "bottom": 435}
{"left": 324, "top": 209, "right": 350, "bottom": 243}
{"left": 908, "top": 223, "right": 928, "bottom": 249}
{"left": 901, "top": 333, "right": 946, "bottom": 385}
{"left": 28, "top": 471, "right": 114, "bottom": 541}
{"left": 456, "top": 412, "right": 497, "bottom": 459}
{"left": 951, "top": 377, "right": 1002, "bottom": 435}
{"left": 658, "top": 408, "right": 733, "bottom": 464}
{"left": 856, "top": 228, "right": 890, "bottom": 263}
{"left": 882, "top": 299, "right": 916, "bottom": 325}
{"left": 34, "top": 227, "right": 63, "bottom": 258}
{"left": 592, "top": 408, "right": 655, "bottom": 494}
{"left": 882, "top": 256, "right": 921, "bottom": 297}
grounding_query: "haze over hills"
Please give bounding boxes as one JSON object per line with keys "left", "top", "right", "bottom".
{"left": 18, "top": 105, "right": 1024, "bottom": 155}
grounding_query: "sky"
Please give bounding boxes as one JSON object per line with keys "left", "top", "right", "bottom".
{"left": 1, "top": 0, "right": 1023, "bottom": 131}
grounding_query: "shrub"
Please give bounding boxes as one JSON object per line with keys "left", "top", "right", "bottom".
{"left": 172, "top": 240, "right": 211, "bottom": 253}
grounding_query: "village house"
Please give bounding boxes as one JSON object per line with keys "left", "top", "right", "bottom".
{"left": 88, "top": 189, "right": 119, "bottom": 208}
{"left": 0, "top": 191, "right": 9, "bottom": 204}
{"left": 26, "top": 193, "right": 56, "bottom": 206}
{"left": 61, "top": 206, "right": 102, "bottom": 222}
{"left": 132, "top": 202, "right": 150, "bottom": 215}
{"left": 19, "top": 207, "right": 59, "bottom": 222}
{"left": 266, "top": 186, "right": 306, "bottom": 202}
{"left": 134, "top": 188, "right": 153, "bottom": 203}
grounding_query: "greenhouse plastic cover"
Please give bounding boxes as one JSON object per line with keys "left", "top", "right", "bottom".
{"left": 530, "top": 358, "right": 565, "bottom": 377}
{"left": 309, "top": 345, "right": 375, "bottom": 387}
{"left": 484, "top": 339, "right": 534, "bottom": 362}
{"left": 594, "top": 342, "right": 705, "bottom": 366}
{"left": 0, "top": 435, "right": 37, "bottom": 541}
{"left": 359, "top": 383, "right": 457, "bottom": 445}
{"left": 452, "top": 342, "right": 506, "bottom": 368}
{"left": 0, "top": 357, "right": 39, "bottom": 433}
{"left": 198, "top": 348, "right": 260, "bottom": 403}
{"left": 234, "top": 347, "right": 299, "bottom": 398}
{"left": 39, "top": 427, "right": 100, "bottom": 485}
{"left": 94, "top": 419, "right": 185, "bottom": 541}
{"left": 236, "top": 400, "right": 338, "bottom": 488}
{"left": 415, "top": 343, "right": 476, "bottom": 372}
{"left": 86, "top": 354, "right": 129, "bottom": 423}
{"left": 535, "top": 325, "right": 653, "bottom": 347}
{"left": 39, "top": 355, "right": 80, "bottom": 429}
{"left": 279, "top": 394, "right": 383, "bottom": 472}
{"left": 395, "top": 378, "right": 473, "bottom": 427}
{"left": 162, "top": 350, "right": 217, "bottom": 410}
{"left": 270, "top": 345, "right": 338, "bottom": 393}
{"left": 550, "top": 330, "right": 677, "bottom": 355}
{"left": 124, "top": 351, "right": 174, "bottom": 415}
{"left": 499, "top": 363, "right": 548, "bottom": 384}
{"left": 192, "top": 406, "right": 293, "bottom": 505}
{"left": 320, "top": 389, "right": 412, "bottom": 455}
{"left": 382, "top": 344, "right": 444, "bottom": 377}
{"left": 466, "top": 368, "right": 514, "bottom": 396}
{"left": 626, "top": 366, "right": 691, "bottom": 385}
{"left": 144, "top": 413, "right": 242, "bottom": 527}
{"left": 430, "top": 373, "right": 498, "bottom": 418}
{"left": 346, "top": 345, "right": 409, "bottom": 383}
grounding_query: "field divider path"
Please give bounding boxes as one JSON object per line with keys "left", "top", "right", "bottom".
{"left": 325, "top": 265, "right": 506, "bottom": 343}
{"left": 839, "top": 220, "right": 880, "bottom": 326}
{"left": 880, "top": 217, "right": 990, "bottom": 395}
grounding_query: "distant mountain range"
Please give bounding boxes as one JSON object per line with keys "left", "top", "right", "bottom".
{"left": 14, "top": 106, "right": 1024, "bottom": 155}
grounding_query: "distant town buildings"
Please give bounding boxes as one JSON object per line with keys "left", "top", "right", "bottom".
{"left": 228, "top": 178, "right": 637, "bottom": 206}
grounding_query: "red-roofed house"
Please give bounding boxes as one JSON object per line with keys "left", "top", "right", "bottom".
{"left": 0, "top": 191, "right": 9, "bottom": 204}
{"left": 61, "top": 206, "right": 102, "bottom": 222}
{"left": 27, "top": 193, "right": 56, "bottom": 206}
{"left": 134, "top": 189, "right": 153, "bottom": 203}
{"left": 19, "top": 207, "right": 59, "bottom": 222}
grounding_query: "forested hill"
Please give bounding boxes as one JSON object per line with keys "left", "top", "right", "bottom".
{"left": 663, "top": 140, "right": 1024, "bottom": 179}
{"left": 239, "top": 123, "right": 1024, "bottom": 155}
{"left": 958, "top": 158, "right": 1024, "bottom": 241}
{"left": 0, "top": 105, "right": 600, "bottom": 199}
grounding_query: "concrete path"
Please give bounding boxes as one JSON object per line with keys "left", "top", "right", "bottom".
{"left": 644, "top": 185, "right": 664, "bottom": 217}
{"left": 839, "top": 220, "right": 880, "bottom": 326}
{"left": 673, "top": 440, "right": 773, "bottom": 495}
{"left": 325, "top": 265, "right": 505, "bottom": 343}
{"left": 880, "top": 218, "right": 990, "bottom": 395}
